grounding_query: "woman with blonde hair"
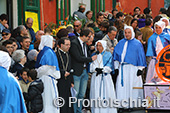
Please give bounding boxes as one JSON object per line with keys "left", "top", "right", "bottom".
{"left": 124, "top": 15, "right": 133, "bottom": 26}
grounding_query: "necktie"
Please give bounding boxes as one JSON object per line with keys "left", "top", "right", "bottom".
{"left": 83, "top": 42, "right": 87, "bottom": 57}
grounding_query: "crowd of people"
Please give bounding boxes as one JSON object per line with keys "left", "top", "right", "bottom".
{"left": 0, "top": 4, "right": 170, "bottom": 113}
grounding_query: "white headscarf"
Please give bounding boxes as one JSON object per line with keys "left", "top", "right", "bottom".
{"left": 124, "top": 25, "right": 135, "bottom": 40}
{"left": 95, "top": 40, "right": 107, "bottom": 52}
{"left": 38, "top": 35, "right": 53, "bottom": 50}
{"left": 154, "top": 21, "right": 165, "bottom": 32}
{"left": 0, "top": 51, "right": 11, "bottom": 70}
{"left": 160, "top": 17, "right": 169, "bottom": 27}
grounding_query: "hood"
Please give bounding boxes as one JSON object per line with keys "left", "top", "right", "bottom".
{"left": 36, "top": 65, "right": 60, "bottom": 79}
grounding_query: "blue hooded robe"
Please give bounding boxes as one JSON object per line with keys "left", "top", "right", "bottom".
{"left": 0, "top": 66, "right": 27, "bottom": 113}
{"left": 113, "top": 38, "right": 146, "bottom": 67}
{"left": 146, "top": 32, "right": 170, "bottom": 57}
{"left": 35, "top": 46, "right": 60, "bottom": 71}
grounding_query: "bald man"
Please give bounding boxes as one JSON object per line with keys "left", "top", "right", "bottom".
{"left": 25, "top": 18, "right": 36, "bottom": 50}
{"left": 73, "top": 20, "right": 82, "bottom": 37}
{"left": 73, "top": 5, "right": 86, "bottom": 20}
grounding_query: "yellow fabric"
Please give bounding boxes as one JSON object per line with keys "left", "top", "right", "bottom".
{"left": 19, "top": 80, "right": 30, "bottom": 93}
{"left": 140, "top": 26, "right": 153, "bottom": 43}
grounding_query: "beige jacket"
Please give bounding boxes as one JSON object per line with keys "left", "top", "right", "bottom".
{"left": 19, "top": 80, "right": 30, "bottom": 93}
{"left": 102, "top": 35, "right": 118, "bottom": 54}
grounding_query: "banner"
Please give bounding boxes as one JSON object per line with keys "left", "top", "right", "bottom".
{"left": 25, "top": 11, "right": 39, "bottom": 32}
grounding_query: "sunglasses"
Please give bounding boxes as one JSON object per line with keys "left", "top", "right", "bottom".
{"left": 73, "top": 25, "right": 79, "bottom": 27}
{"left": 2, "top": 33, "right": 9, "bottom": 36}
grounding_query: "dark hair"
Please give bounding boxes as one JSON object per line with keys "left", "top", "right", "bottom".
{"left": 2, "top": 40, "right": 13, "bottom": 47}
{"left": 131, "top": 18, "right": 138, "bottom": 25}
{"left": 116, "top": 12, "right": 124, "bottom": 18}
{"left": 87, "top": 22, "right": 96, "bottom": 28}
{"left": 21, "top": 36, "right": 30, "bottom": 43}
{"left": 146, "top": 14, "right": 152, "bottom": 19}
{"left": 114, "top": 19, "right": 124, "bottom": 31}
{"left": 108, "top": 26, "right": 117, "bottom": 33}
{"left": 143, "top": 7, "right": 151, "bottom": 14}
{"left": 80, "top": 28, "right": 92, "bottom": 37}
{"left": 145, "top": 18, "right": 152, "bottom": 26}
{"left": 112, "top": 8, "right": 118, "bottom": 14}
{"left": 153, "top": 15, "right": 162, "bottom": 26}
{"left": 56, "top": 29, "right": 68, "bottom": 39}
{"left": 9, "top": 37, "right": 17, "bottom": 43}
{"left": 86, "top": 10, "right": 93, "bottom": 17}
{"left": 11, "top": 28, "right": 20, "bottom": 38}
{"left": 167, "top": 6, "right": 170, "bottom": 17}
{"left": 20, "top": 67, "right": 29, "bottom": 75}
{"left": 159, "top": 8, "right": 167, "bottom": 14}
{"left": 58, "top": 37, "right": 70, "bottom": 47}
{"left": 44, "top": 27, "right": 52, "bottom": 33}
{"left": 138, "top": 14, "right": 146, "bottom": 19}
{"left": 0, "top": 14, "right": 8, "bottom": 21}
{"left": 96, "top": 12, "right": 104, "bottom": 19}
{"left": 27, "top": 69, "right": 37, "bottom": 80}
{"left": 66, "top": 26, "right": 74, "bottom": 33}
{"left": 134, "top": 7, "right": 141, "bottom": 12}
{"left": 135, "top": 31, "right": 142, "bottom": 38}
{"left": 0, "top": 45, "right": 8, "bottom": 53}
{"left": 100, "top": 20, "right": 110, "bottom": 29}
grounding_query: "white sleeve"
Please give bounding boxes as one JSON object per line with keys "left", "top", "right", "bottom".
{"left": 103, "top": 66, "right": 112, "bottom": 73}
{"left": 114, "top": 60, "right": 120, "bottom": 69}
{"left": 137, "top": 66, "right": 145, "bottom": 71}
{"left": 90, "top": 62, "right": 96, "bottom": 73}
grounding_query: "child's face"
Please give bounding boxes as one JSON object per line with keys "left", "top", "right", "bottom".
{"left": 137, "top": 35, "right": 142, "bottom": 41}
{"left": 1, "top": 20, "right": 8, "bottom": 26}
{"left": 21, "top": 71, "right": 28, "bottom": 82}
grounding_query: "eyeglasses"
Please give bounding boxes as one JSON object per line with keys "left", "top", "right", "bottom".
{"left": 2, "top": 33, "right": 9, "bottom": 36}
{"left": 6, "top": 46, "right": 13, "bottom": 49}
{"left": 87, "top": 35, "right": 91, "bottom": 38}
{"left": 73, "top": 25, "right": 79, "bottom": 27}
{"left": 27, "top": 23, "right": 33, "bottom": 25}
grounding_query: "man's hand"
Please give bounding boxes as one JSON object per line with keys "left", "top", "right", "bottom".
{"left": 71, "top": 83, "right": 74, "bottom": 87}
{"left": 4, "top": 24, "right": 9, "bottom": 29}
{"left": 110, "top": 47, "right": 114, "bottom": 51}
{"left": 92, "top": 55, "right": 97, "bottom": 61}
{"left": 65, "top": 71, "right": 70, "bottom": 77}
{"left": 90, "top": 46, "right": 95, "bottom": 50}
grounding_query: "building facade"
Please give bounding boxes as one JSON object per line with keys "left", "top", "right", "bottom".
{"left": 0, "top": 0, "right": 168, "bottom": 31}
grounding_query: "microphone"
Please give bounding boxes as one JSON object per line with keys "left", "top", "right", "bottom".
{"left": 95, "top": 51, "right": 99, "bottom": 55}
{"left": 69, "top": 69, "right": 74, "bottom": 74}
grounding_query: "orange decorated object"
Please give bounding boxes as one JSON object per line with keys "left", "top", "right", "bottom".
{"left": 155, "top": 45, "right": 170, "bottom": 82}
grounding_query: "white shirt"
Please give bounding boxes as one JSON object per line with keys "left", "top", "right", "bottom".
{"left": 78, "top": 37, "right": 87, "bottom": 67}
{"left": 78, "top": 37, "right": 87, "bottom": 57}
{"left": 59, "top": 48, "right": 66, "bottom": 54}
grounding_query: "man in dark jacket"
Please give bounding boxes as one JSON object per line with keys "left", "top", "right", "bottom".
{"left": 23, "top": 69, "right": 44, "bottom": 113}
{"left": 56, "top": 37, "right": 73, "bottom": 113}
{"left": 25, "top": 18, "right": 36, "bottom": 50}
{"left": 69, "top": 28, "right": 97, "bottom": 113}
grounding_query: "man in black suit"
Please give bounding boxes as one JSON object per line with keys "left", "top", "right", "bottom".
{"left": 56, "top": 37, "right": 73, "bottom": 113}
{"left": 69, "top": 28, "right": 97, "bottom": 113}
